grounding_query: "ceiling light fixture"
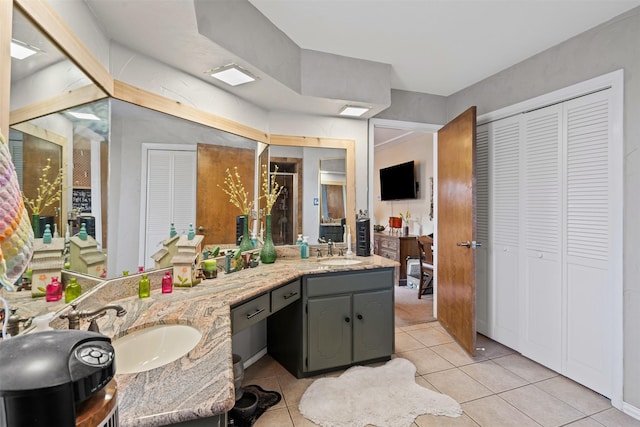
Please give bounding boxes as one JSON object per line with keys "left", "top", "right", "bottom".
{"left": 338, "top": 105, "right": 370, "bottom": 117}
{"left": 67, "top": 111, "right": 101, "bottom": 121}
{"left": 208, "top": 64, "right": 257, "bottom": 86}
{"left": 10, "top": 39, "right": 40, "bottom": 60}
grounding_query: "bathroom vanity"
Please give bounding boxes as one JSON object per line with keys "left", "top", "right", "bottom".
{"left": 50, "top": 254, "right": 398, "bottom": 427}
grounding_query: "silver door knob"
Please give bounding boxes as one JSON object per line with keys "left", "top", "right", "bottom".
{"left": 456, "top": 241, "right": 471, "bottom": 248}
{"left": 198, "top": 226, "right": 206, "bottom": 232}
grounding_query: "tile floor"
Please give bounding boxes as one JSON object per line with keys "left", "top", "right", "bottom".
{"left": 242, "top": 321, "right": 640, "bottom": 427}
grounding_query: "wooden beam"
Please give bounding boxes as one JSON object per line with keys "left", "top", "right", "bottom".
{"left": 113, "top": 80, "right": 269, "bottom": 144}
{"left": 9, "top": 84, "right": 107, "bottom": 125}
{"left": 15, "top": 0, "right": 114, "bottom": 95}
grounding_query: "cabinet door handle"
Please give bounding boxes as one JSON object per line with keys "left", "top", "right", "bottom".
{"left": 357, "top": 314, "right": 363, "bottom": 320}
{"left": 246, "top": 308, "right": 265, "bottom": 319}
{"left": 283, "top": 291, "right": 298, "bottom": 300}
{"left": 345, "top": 316, "right": 351, "bottom": 323}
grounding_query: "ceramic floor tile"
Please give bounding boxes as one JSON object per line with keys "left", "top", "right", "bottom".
{"left": 431, "top": 342, "right": 488, "bottom": 367}
{"left": 462, "top": 395, "right": 541, "bottom": 427}
{"left": 476, "top": 334, "right": 516, "bottom": 359}
{"left": 564, "top": 418, "right": 606, "bottom": 427}
{"left": 289, "top": 405, "right": 320, "bottom": 427}
{"left": 243, "top": 354, "right": 290, "bottom": 382}
{"left": 276, "top": 370, "right": 314, "bottom": 408}
{"left": 415, "top": 412, "right": 481, "bottom": 427}
{"left": 408, "top": 326, "right": 455, "bottom": 347}
{"left": 253, "top": 407, "right": 294, "bottom": 427}
{"left": 400, "top": 321, "right": 439, "bottom": 332}
{"left": 396, "top": 347, "right": 455, "bottom": 375}
{"left": 460, "top": 360, "right": 529, "bottom": 393}
{"left": 396, "top": 330, "right": 427, "bottom": 352}
{"left": 499, "top": 384, "right": 584, "bottom": 426}
{"left": 591, "top": 408, "right": 640, "bottom": 427}
{"left": 492, "top": 353, "right": 559, "bottom": 383}
{"left": 425, "top": 368, "right": 493, "bottom": 403}
{"left": 536, "top": 376, "right": 611, "bottom": 415}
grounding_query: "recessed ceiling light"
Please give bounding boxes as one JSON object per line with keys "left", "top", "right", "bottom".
{"left": 209, "top": 64, "right": 257, "bottom": 86}
{"left": 10, "top": 39, "right": 40, "bottom": 60}
{"left": 67, "top": 111, "right": 101, "bottom": 121}
{"left": 338, "top": 105, "right": 371, "bottom": 117}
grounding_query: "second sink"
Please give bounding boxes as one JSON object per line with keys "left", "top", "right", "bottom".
{"left": 112, "top": 324, "right": 202, "bottom": 374}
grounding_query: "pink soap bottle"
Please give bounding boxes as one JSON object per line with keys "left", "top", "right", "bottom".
{"left": 46, "top": 277, "right": 62, "bottom": 302}
{"left": 162, "top": 271, "right": 173, "bottom": 294}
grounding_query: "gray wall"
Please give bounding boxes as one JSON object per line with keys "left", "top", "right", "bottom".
{"left": 443, "top": 7, "right": 640, "bottom": 408}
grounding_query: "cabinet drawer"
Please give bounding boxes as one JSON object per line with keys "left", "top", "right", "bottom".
{"left": 380, "top": 238, "right": 398, "bottom": 251}
{"left": 271, "top": 280, "right": 301, "bottom": 313}
{"left": 379, "top": 249, "right": 398, "bottom": 261}
{"left": 306, "top": 269, "right": 394, "bottom": 297}
{"left": 232, "top": 293, "right": 270, "bottom": 334}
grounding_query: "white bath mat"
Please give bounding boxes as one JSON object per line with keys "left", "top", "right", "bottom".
{"left": 298, "top": 357, "right": 462, "bottom": 427}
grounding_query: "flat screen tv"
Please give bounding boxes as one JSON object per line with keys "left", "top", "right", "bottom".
{"left": 379, "top": 160, "right": 417, "bottom": 201}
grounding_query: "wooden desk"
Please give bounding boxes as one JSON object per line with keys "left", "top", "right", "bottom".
{"left": 373, "top": 233, "right": 419, "bottom": 285}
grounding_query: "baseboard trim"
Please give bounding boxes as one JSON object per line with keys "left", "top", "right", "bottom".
{"left": 244, "top": 347, "right": 268, "bottom": 369}
{"left": 623, "top": 401, "right": 640, "bottom": 421}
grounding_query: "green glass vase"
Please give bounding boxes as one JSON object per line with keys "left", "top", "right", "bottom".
{"left": 31, "top": 213, "right": 40, "bottom": 238}
{"left": 239, "top": 214, "right": 253, "bottom": 252}
{"left": 260, "top": 214, "right": 277, "bottom": 264}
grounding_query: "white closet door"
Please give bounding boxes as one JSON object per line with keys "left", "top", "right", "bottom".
{"left": 490, "top": 116, "right": 521, "bottom": 348}
{"left": 144, "top": 149, "right": 196, "bottom": 268}
{"left": 521, "top": 104, "right": 563, "bottom": 371}
{"left": 563, "top": 90, "right": 612, "bottom": 397}
{"left": 476, "top": 124, "right": 490, "bottom": 335}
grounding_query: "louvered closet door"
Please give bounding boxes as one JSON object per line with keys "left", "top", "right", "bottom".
{"left": 490, "top": 116, "right": 521, "bottom": 348}
{"left": 476, "top": 124, "right": 490, "bottom": 335}
{"left": 563, "top": 90, "right": 612, "bottom": 397}
{"left": 144, "top": 150, "right": 197, "bottom": 268}
{"left": 521, "top": 105, "right": 563, "bottom": 371}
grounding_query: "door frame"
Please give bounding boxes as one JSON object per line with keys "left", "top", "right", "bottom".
{"left": 368, "top": 119, "right": 442, "bottom": 315}
{"left": 138, "top": 143, "right": 197, "bottom": 267}
{"left": 477, "top": 69, "right": 623, "bottom": 409}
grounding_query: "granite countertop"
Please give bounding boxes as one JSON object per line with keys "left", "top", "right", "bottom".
{"left": 60, "top": 254, "right": 397, "bottom": 427}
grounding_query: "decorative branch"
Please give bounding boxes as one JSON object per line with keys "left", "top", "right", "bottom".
{"left": 218, "top": 166, "right": 254, "bottom": 215}
{"left": 22, "top": 158, "right": 64, "bottom": 216}
{"left": 260, "top": 164, "right": 283, "bottom": 215}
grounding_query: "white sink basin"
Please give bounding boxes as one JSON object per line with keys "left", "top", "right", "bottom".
{"left": 112, "top": 324, "right": 202, "bottom": 374}
{"left": 319, "top": 258, "right": 363, "bottom": 266}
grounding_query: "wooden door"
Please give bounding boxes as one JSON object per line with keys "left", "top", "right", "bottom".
{"left": 196, "top": 144, "right": 255, "bottom": 247}
{"left": 437, "top": 107, "right": 477, "bottom": 356}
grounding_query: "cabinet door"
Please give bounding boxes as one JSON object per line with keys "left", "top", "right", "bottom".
{"left": 353, "top": 289, "right": 393, "bottom": 362}
{"left": 490, "top": 116, "right": 521, "bottom": 348}
{"left": 521, "top": 104, "right": 563, "bottom": 371}
{"left": 307, "top": 295, "right": 352, "bottom": 372}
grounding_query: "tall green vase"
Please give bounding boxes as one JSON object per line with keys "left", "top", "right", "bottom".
{"left": 31, "top": 213, "right": 40, "bottom": 238}
{"left": 239, "top": 214, "right": 253, "bottom": 252}
{"left": 260, "top": 214, "right": 277, "bottom": 264}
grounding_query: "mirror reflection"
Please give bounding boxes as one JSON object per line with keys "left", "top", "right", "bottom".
{"left": 319, "top": 158, "right": 346, "bottom": 243}
{"left": 269, "top": 146, "right": 346, "bottom": 245}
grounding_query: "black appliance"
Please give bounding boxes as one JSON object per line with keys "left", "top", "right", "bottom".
{"left": 356, "top": 218, "right": 371, "bottom": 256}
{"left": 236, "top": 215, "right": 246, "bottom": 245}
{"left": 0, "top": 330, "right": 115, "bottom": 427}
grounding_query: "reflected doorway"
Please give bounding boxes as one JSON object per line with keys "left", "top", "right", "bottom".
{"left": 270, "top": 158, "right": 302, "bottom": 245}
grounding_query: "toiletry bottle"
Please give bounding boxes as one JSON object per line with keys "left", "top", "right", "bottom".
{"left": 162, "top": 271, "right": 173, "bottom": 293}
{"left": 301, "top": 236, "right": 309, "bottom": 259}
{"left": 139, "top": 273, "right": 150, "bottom": 298}
{"left": 45, "top": 277, "right": 62, "bottom": 302}
{"left": 65, "top": 277, "right": 82, "bottom": 303}
{"left": 296, "top": 234, "right": 303, "bottom": 245}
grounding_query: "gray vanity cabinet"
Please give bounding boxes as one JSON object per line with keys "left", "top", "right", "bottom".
{"left": 268, "top": 267, "right": 394, "bottom": 378}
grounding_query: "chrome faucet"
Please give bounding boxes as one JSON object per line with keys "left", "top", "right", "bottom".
{"left": 4, "top": 308, "right": 33, "bottom": 337}
{"left": 60, "top": 303, "right": 127, "bottom": 330}
{"left": 327, "top": 240, "right": 335, "bottom": 256}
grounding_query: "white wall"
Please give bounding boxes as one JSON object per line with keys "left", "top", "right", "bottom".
{"left": 373, "top": 133, "right": 434, "bottom": 236}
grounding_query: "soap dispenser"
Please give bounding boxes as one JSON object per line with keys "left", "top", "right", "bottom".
{"left": 64, "top": 277, "right": 82, "bottom": 303}
{"left": 139, "top": 273, "right": 150, "bottom": 298}
{"left": 301, "top": 236, "right": 309, "bottom": 259}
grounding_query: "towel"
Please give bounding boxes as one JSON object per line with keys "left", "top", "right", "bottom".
{"left": 0, "top": 131, "right": 34, "bottom": 290}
